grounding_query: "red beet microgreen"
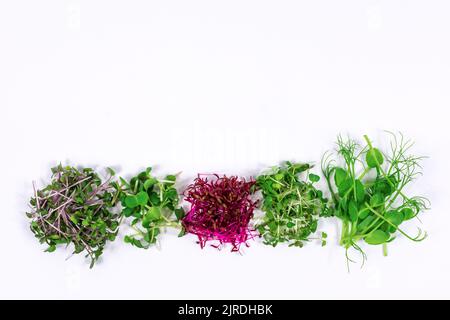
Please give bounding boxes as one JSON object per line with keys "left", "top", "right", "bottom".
{"left": 182, "top": 174, "right": 258, "bottom": 251}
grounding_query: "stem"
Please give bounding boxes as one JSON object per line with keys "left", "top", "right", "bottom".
{"left": 357, "top": 167, "right": 371, "bottom": 180}
{"left": 363, "top": 135, "right": 373, "bottom": 149}
{"left": 365, "top": 204, "right": 426, "bottom": 242}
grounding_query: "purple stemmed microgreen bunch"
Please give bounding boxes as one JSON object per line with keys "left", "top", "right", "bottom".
{"left": 27, "top": 165, "right": 121, "bottom": 268}
{"left": 182, "top": 174, "right": 258, "bottom": 252}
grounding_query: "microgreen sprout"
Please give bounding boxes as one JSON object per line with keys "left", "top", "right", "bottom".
{"left": 256, "top": 162, "right": 330, "bottom": 248}
{"left": 322, "top": 132, "right": 430, "bottom": 269}
{"left": 27, "top": 165, "right": 121, "bottom": 268}
{"left": 182, "top": 174, "right": 258, "bottom": 252}
{"left": 120, "top": 167, "right": 185, "bottom": 249}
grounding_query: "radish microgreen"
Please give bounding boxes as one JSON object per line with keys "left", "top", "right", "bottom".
{"left": 256, "top": 162, "right": 330, "bottom": 248}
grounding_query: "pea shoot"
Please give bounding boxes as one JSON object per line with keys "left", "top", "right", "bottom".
{"left": 27, "top": 165, "right": 122, "bottom": 268}
{"left": 120, "top": 167, "right": 185, "bottom": 249}
{"left": 322, "top": 133, "right": 430, "bottom": 268}
{"left": 256, "top": 162, "right": 330, "bottom": 248}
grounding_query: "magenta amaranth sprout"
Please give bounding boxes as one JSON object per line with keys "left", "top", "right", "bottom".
{"left": 182, "top": 174, "right": 258, "bottom": 251}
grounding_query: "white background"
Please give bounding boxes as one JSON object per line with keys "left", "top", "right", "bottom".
{"left": 1, "top": 0, "right": 449, "bottom": 299}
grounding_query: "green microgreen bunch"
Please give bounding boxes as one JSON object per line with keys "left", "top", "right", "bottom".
{"left": 119, "top": 167, "right": 185, "bottom": 249}
{"left": 322, "top": 133, "right": 430, "bottom": 268}
{"left": 27, "top": 165, "right": 121, "bottom": 268}
{"left": 256, "top": 162, "right": 330, "bottom": 248}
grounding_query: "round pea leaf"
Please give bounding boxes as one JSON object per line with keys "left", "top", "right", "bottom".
{"left": 364, "top": 230, "right": 390, "bottom": 245}
{"left": 334, "top": 167, "right": 348, "bottom": 187}
{"left": 385, "top": 210, "right": 404, "bottom": 226}
{"left": 370, "top": 193, "right": 384, "bottom": 207}
{"left": 358, "top": 207, "right": 370, "bottom": 220}
{"left": 357, "top": 215, "right": 375, "bottom": 232}
{"left": 338, "top": 178, "right": 353, "bottom": 197}
{"left": 401, "top": 207, "right": 415, "bottom": 221}
{"left": 355, "top": 179, "right": 366, "bottom": 203}
{"left": 366, "top": 148, "right": 384, "bottom": 168}
{"left": 308, "top": 173, "right": 320, "bottom": 183}
{"left": 373, "top": 178, "right": 392, "bottom": 197}
{"left": 348, "top": 200, "right": 358, "bottom": 222}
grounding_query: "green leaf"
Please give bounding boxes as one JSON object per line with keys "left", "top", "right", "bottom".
{"left": 124, "top": 235, "right": 132, "bottom": 243}
{"left": 132, "top": 238, "right": 144, "bottom": 248}
{"left": 357, "top": 215, "right": 375, "bottom": 232}
{"left": 146, "top": 228, "right": 160, "bottom": 244}
{"left": 45, "top": 245, "right": 56, "bottom": 253}
{"left": 272, "top": 183, "right": 282, "bottom": 190}
{"left": 366, "top": 148, "right": 384, "bottom": 168}
{"left": 106, "top": 167, "right": 116, "bottom": 176}
{"left": 144, "top": 207, "right": 161, "bottom": 225}
{"left": 290, "top": 163, "right": 310, "bottom": 174}
{"left": 338, "top": 178, "right": 353, "bottom": 197}
{"left": 178, "top": 228, "right": 187, "bottom": 237}
{"left": 165, "top": 175, "right": 176, "bottom": 185}
{"left": 348, "top": 200, "right": 358, "bottom": 222}
{"left": 120, "top": 177, "right": 130, "bottom": 188}
{"left": 144, "top": 178, "right": 157, "bottom": 190}
{"left": 385, "top": 210, "right": 404, "bottom": 226}
{"left": 274, "top": 173, "right": 284, "bottom": 181}
{"left": 358, "top": 207, "right": 370, "bottom": 220}
{"left": 123, "top": 207, "right": 134, "bottom": 217}
{"left": 334, "top": 167, "right": 348, "bottom": 187}
{"left": 136, "top": 191, "right": 149, "bottom": 206}
{"left": 69, "top": 215, "right": 79, "bottom": 224}
{"left": 82, "top": 218, "right": 90, "bottom": 227}
{"left": 310, "top": 220, "right": 318, "bottom": 233}
{"left": 164, "top": 188, "right": 178, "bottom": 201}
{"left": 174, "top": 208, "right": 185, "bottom": 220}
{"left": 373, "top": 178, "right": 392, "bottom": 197}
{"left": 166, "top": 174, "right": 176, "bottom": 181}
{"left": 370, "top": 193, "right": 384, "bottom": 207}
{"left": 268, "top": 221, "right": 277, "bottom": 232}
{"left": 308, "top": 173, "right": 320, "bottom": 183}
{"left": 149, "top": 192, "right": 161, "bottom": 206}
{"left": 124, "top": 195, "right": 139, "bottom": 208}
{"left": 354, "top": 179, "right": 365, "bottom": 203}
{"left": 365, "top": 230, "right": 389, "bottom": 245}
{"left": 401, "top": 207, "right": 415, "bottom": 221}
